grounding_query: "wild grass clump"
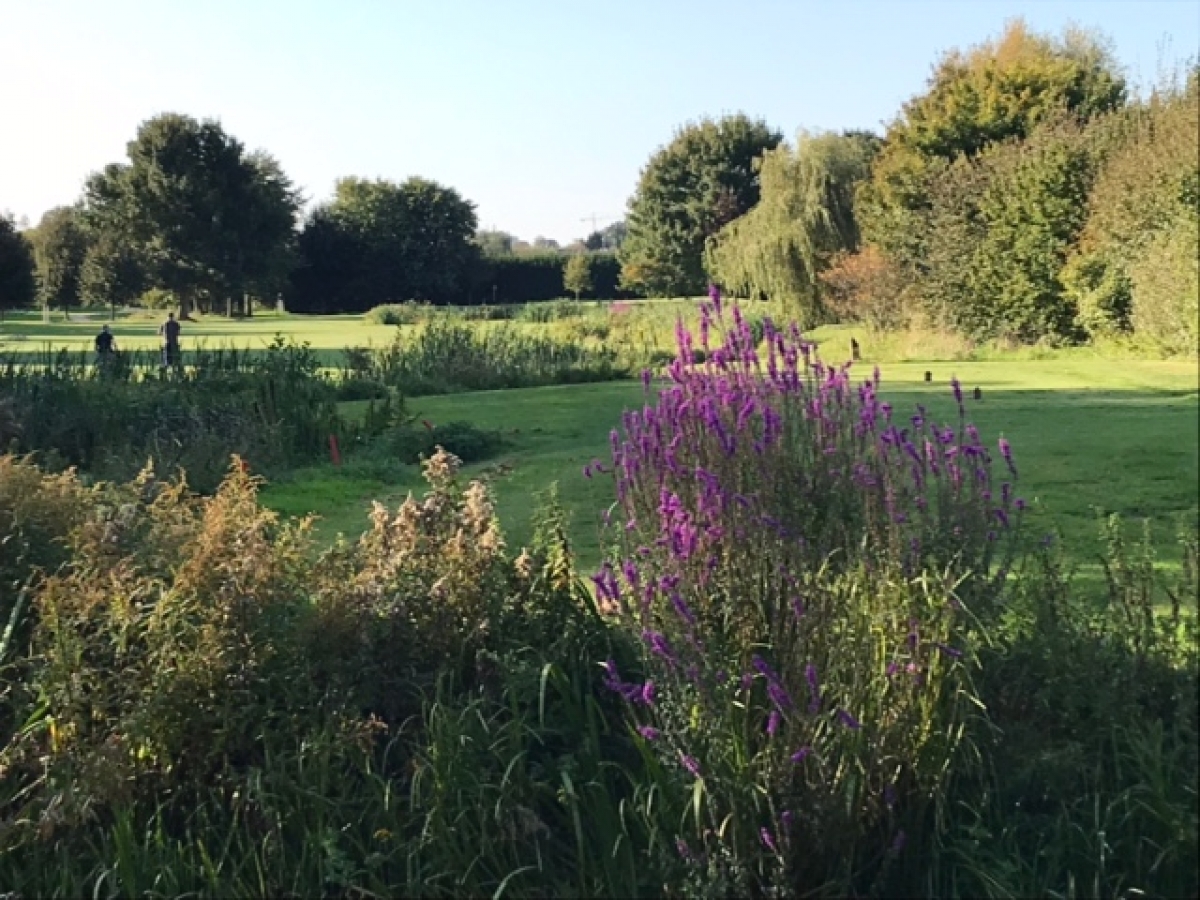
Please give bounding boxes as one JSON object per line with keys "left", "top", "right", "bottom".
{"left": 0, "top": 452, "right": 621, "bottom": 897}
{"left": 515, "top": 299, "right": 587, "bottom": 323}
{"left": 363, "top": 319, "right": 628, "bottom": 395}
{"left": 0, "top": 338, "right": 374, "bottom": 491}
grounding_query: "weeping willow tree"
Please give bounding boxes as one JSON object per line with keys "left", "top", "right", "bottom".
{"left": 705, "top": 130, "right": 878, "bottom": 325}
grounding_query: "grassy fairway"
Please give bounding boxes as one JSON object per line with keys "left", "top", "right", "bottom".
{"left": 262, "top": 358, "right": 1198, "bottom": 579}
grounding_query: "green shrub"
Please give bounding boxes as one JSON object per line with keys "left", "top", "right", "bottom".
{"left": 377, "top": 420, "right": 505, "bottom": 465}
{"left": 334, "top": 376, "right": 389, "bottom": 401}
{"left": 1128, "top": 216, "right": 1199, "bottom": 355}
{"left": 369, "top": 319, "right": 626, "bottom": 395}
{"left": 364, "top": 302, "right": 430, "bottom": 325}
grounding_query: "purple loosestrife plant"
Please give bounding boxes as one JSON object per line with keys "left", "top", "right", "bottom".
{"left": 597, "top": 288, "right": 1015, "bottom": 892}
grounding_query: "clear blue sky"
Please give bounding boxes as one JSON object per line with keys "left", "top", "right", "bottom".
{"left": 1, "top": 0, "right": 1196, "bottom": 243}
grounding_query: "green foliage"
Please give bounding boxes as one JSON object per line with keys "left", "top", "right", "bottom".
{"left": 82, "top": 116, "right": 301, "bottom": 318}
{"left": 1074, "top": 72, "right": 1199, "bottom": 350}
{"left": 620, "top": 114, "right": 782, "bottom": 296}
{"left": 858, "top": 20, "right": 1127, "bottom": 334}
{"left": 942, "top": 516, "right": 1198, "bottom": 898}
{"left": 375, "top": 420, "right": 506, "bottom": 465}
{"left": 364, "top": 319, "right": 626, "bottom": 395}
{"left": 1127, "top": 216, "right": 1199, "bottom": 355}
{"left": 0, "top": 214, "right": 35, "bottom": 316}
{"left": 1061, "top": 250, "right": 1132, "bottom": 335}
{"left": 364, "top": 301, "right": 432, "bottom": 325}
{"left": 473, "top": 252, "right": 633, "bottom": 304}
{"left": 29, "top": 206, "right": 88, "bottom": 314}
{"left": 291, "top": 176, "right": 480, "bottom": 313}
{"left": 967, "top": 119, "right": 1096, "bottom": 341}
{"left": 137, "top": 287, "right": 177, "bottom": 310}
{"left": 563, "top": 253, "right": 594, "bottom": 301}
{"left": 79, "top": 230, "right": 146, "bottom": 311}
{"left": 0, "top": 340, "right": 352, "bottom": 491}
{"left": 706, "top": 130, "right": 878, "bottom": 325}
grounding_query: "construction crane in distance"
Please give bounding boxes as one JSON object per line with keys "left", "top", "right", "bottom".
{"left": 580, "top": 213, "right": 618, "bottom": 233}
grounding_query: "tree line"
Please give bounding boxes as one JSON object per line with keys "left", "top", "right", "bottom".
{"left": 1, "top": 19, "right": 1196, "bottom": 348}
{"left": 0, "top": 116, "right": 635, "bottom": 319}
{"left": 618, "top": 21, "right": 1197, "bottom": 351}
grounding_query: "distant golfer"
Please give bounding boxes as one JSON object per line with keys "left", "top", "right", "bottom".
{"left": 159, "top": 312, "right": 182, "bottom": 368}
{"left": 94, "top": 324, "right": 116, "bottom": 357}
{"left": 95, "top": 324, "right": 118, "bottom": 374}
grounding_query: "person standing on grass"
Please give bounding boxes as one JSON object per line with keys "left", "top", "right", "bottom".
{"left": 95, "top": 324, "right": 118, "bottom": 376}
{"left": 94, "top": 324, "right": 117, "bottom": 359}
{"left": 159, "top": 312, "right": 182, "bottom": 369}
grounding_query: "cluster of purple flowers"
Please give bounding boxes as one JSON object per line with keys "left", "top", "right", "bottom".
{"left": 595, "top": 287, "right": 1022, "bottom": 868}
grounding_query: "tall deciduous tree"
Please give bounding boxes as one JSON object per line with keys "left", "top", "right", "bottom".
{"left": 0, "top": 214, "right": 36, "bottom": 319}
{"left": 858, "top": 21, "right": 1126, "bottom": 277}
{"left": 620, "top": 114, "right": 782, "bottom": 297}
{"left": 30, "top": 206, "right": 89, "bottom": 318}
{"left": 705, "top": 130, "right": 878, "bottom": 325}
{"left": 83, "top": 113, "right": 301, "bottom": 317}
{"left": 291, "top": 177, "right": 480, "bottom": 312}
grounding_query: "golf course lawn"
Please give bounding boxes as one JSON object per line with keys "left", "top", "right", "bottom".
{"left": 261, "top": 357, "right": 1199, "bottom": 582}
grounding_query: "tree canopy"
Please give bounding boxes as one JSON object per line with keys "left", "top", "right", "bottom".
{"left": 291, "top": 176, "right": 480, "bottom": 312}
{"left": 858, "top": 20, "right": 1126, "bottom": 272}
{"left": 705, "top": 130, "right": 878, "bottom": 325}
{"left": 620, "top": 114, "right": 782, "bottom": 297}
{"left": 29, "top": 206, "right": 89, "bottom": 316}
{"left": 0, "top": 214, "right": 36, "bottom": 317}
{"left": 83, "top": 113, "right": 301, "bottom": 316}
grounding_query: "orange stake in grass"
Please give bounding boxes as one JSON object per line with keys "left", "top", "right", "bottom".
{"left": 329, "top": 434, "right": 342, "bottom": 467}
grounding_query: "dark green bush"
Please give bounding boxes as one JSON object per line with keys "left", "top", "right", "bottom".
{"left": 334, "top": 376, "right": 389, "bottom": 402}
{"left": 376, "top": 420, "right": 506, "bottom": 465}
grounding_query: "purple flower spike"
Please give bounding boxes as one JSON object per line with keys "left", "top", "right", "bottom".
{"left": 998, "top": 436, "right": 1017, "bottom": 476}
{"left": 766, "top": 710, "right": 781, "bottom": 737}
{"left": 935, "top": 642, "right": 963, "bottom": 659}
{"left": 790, "top": 746, "right": 812, "bottom": 764}
{"left": 951, "top": 376, "right": 963, "bottom": 408}
{"left": 638, "top": 725, "right": 661, "bottom": 741}
{"left": 681, "top": 754, "right": 701, "bottom": 777}
{"left": 837, "top": 709, "right": 862, "bottom": 730}
{"left": 805, "top": 663, "right": 821, "bottom": 713}
{"left": 641, "top": 680, "right": 657, "bottom": 705}
{"left": 760, "top": 828, "right": 778, "bottom": 854}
